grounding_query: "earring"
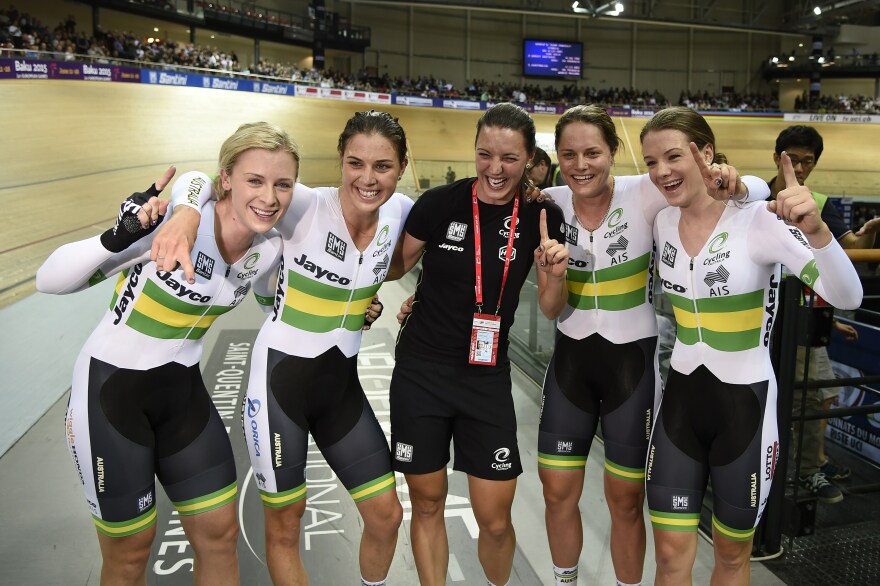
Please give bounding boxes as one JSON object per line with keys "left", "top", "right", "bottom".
{"left": 397, "top": 175, "right": 402, "bottom": 181}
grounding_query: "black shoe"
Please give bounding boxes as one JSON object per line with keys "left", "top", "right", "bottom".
{"left": 820, "top": 460, "right": 851, "bottom": 480}
{"left": 799, "top": 472, "right": 843, "bottom": 504}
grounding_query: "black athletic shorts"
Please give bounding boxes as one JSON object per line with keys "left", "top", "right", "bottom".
{"left": 390, "top": 356, "right": 522, "bottom": 480}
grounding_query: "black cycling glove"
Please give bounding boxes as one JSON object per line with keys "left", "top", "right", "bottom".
{"left": 100, "top": 183, "right": 165, "bottom": 252}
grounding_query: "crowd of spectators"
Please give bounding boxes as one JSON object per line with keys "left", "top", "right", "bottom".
{"left": 2, "top": 5, "right": 877, "bottom": 114}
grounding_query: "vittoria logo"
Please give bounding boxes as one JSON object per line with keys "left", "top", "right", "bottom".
{"left": 606, "top": 235, "right": 628, "bottom": 256}
{"left": 672, "top": 495, "right": 689, "bottom": 510}
{"left": 564, "top": 222, "right": 579, "bottom": 245}
{"left": 557, "top": 441, "right": 573, "bottom": 453}
{"left": 395, "top": 442, "right": 413, "bottom": 462}
{"left": 662, "top": 242, "right": 678, "bottom": 268}
{"left": 195, "top": 251, "right": 215, "bottom": 279}
{"left": 446, "top": 221, "right": 467, "bottom": 242}
{"left": 325, "top": 232, "right": 347, "bottom": 261}
{"left": 704, "top": 264, "right": 730, "bottom": 286}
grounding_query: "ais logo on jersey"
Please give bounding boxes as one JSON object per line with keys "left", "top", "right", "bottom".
{"left": 195, "top": 252, "right": 215, "bottom": 279}
{"left": 446, "top": 222, "right": 467, "bottom": 242}
{"left": 325, "top": 232, "right": 347, "bottom": 261}
{"left": 606, "top": 236, "right": 629, "bottom": 265}
{"left": 662, "top": 242, "right": 678, "bottom": 268}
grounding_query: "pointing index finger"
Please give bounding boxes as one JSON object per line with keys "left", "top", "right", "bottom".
{"left": 155, "top": 166, "right": 177, "bottom": 193}
{"left": 539, "top": 208, "right": 549, "bottom": 243}
{"left": 780, "top": 151, "right": 800, "bottom": 190}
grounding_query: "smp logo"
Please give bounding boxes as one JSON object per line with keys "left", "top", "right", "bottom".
{"left": 492, "top": 447, "right": 513, "bottom": 471}
{"left": 672, "top": 495, "right": 689, "bottom": 510}
{"left": 247, "top": 398, "right": 261, "bottom": 418}
{"left": 395, "top": 442, "right": 413, "bottom": 462}
{"left": 325, "top": 232, "right": 347, "bottom": 261}
{"left": 446, "top": 221, "right": 468, "bottom": 242}
{"left": 708, "top": 232, "right": 728, "bottom": 254}
{"left": 564, "top": 222, "right": 579, "bottom": 245}
{"left": 195, "top": 252, "right": 215, "bottom": 280}
{"left": 557, "top": 441, "right": 573, "bottom": 453}
{"left": 662, "top": 242, "right": 677, "bottom": 268}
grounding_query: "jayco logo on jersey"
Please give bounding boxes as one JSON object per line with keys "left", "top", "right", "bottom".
{"left": 661, "top": 242, "right": 677, "bottom": 268}
{"left": 439, "top": 243, "right": 464, "bottom": 252}
{"left": 326, "top": 232, "right": 347, "bottom": 261}
{"left": 446, "top": 222, "right": 468, "bottom": 242}
{"left": 564, "top": 221, "right": 579, "bottom": 245}
{"left": 606, "top": 235, "right": 629, "bottom": 265}
{"left": 492, "top": 447, "right": 513, "bottom": 470}
{"left": 156, "top": 272, "right": 212, "bottom": 302}
{"left": 292, "top": 253, "right": 352, "bottom": 285}
{"left": 195, "top": 252, "right": 214, "bottom": 280}
{"left": 112, "top": 263, "right": 143, "bottom": 324}
{"left": 763, "top": 272, "right": 779, "bottom": 346}
{"left": 272, "top": 258, "right": 285, "bottom": 322}
{"left": 498, "top": 216, "right": 520, "bottom": 239}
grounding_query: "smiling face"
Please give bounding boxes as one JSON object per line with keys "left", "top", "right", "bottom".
{"left": 557, "top": 121, "right": 615, "bottom": 202}
{"left": 641, "top": 128, "right": 713, "bottom": 208}
{"left": 339, "top": 132, "right": 406, "bottom": 215}
{"left": 220, "top": 148, "right": 297, "bottom": 234}
{"left": 474, "top": 125, "right": 531, "bottom": 205}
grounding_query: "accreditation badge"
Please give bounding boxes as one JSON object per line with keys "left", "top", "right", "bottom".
{"left": 469, "top": 313, "right": 501, "bottom": 366}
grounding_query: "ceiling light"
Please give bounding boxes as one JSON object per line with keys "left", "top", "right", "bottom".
{"left": 814, "top": 6, "right": 822, "bottom": 15}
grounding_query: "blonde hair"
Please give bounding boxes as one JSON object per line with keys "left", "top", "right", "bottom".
{"left": 214, "top": 122, "right": 300, "bottom": 200}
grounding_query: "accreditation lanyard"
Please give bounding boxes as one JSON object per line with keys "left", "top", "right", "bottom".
{"left": 469, "top": 180, "right": 519, "bottom": 366}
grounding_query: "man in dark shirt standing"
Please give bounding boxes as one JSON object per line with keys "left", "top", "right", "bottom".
{"left": 769, "top": 125, "right": 878, "bottom": 503}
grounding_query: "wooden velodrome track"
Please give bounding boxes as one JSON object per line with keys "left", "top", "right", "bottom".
{"left": 2, "top": 79, "right": 878, "bottom": 308}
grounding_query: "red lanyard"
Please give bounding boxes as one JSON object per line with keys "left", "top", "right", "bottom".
{"left": 472, "top": 180, "right": 520, "bottom": 315}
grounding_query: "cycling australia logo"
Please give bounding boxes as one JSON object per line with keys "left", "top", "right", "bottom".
{"left": 607, "top": 208, "right": 624, "bottom": 228}
{"left": 237, "top": 252, "right": 261, "bottom": 279}
{"left": 492, "top": 447, "right": 513, "bottom": 471}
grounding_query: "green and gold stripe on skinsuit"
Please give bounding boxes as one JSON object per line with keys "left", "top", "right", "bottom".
{"left": 537, "top": 452, "right": 587, "bottom": 470}
{"left": 281, "top": 270, "right": 381, "bottom": 333}
{"left": 566, "top": 252, "right": 650, "bottom": 312}
{"left": 174, "top": 482, "right": 238, "bottom": 516}
{"left": 349, "top": 472, "right": 396, "bottom": 503}
{"left": 93, "top": 507, "right": 157, "bottom": 537}
{"left": 712, "top": 515, "right": 755, "bottom": 541}
{"left": 604, "top": 458, "right": 645, "bottom": 482}
{"left": 649, "top": 510, "right": 701, "bottom": 532}
{"left": 259, "top": 482, "right": 308, "bottom": 508}
{"left": 126, "top": 280, "right": 233, "bottom": 340}
{"left": 665, "top": 289, "right": 764, "bottom": 352}
{"left": 108, "top": 269, "right": 130, "bottom": 309}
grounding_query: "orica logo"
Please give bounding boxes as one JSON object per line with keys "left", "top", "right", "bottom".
{"left": 492, "top": 447, "right": 513, "bottom": 471}
{"left": 247, "top": 398, "right": 261, "bottom": 418}
{"left": 708, "top": 232, "right": 729, "bottom": 254}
